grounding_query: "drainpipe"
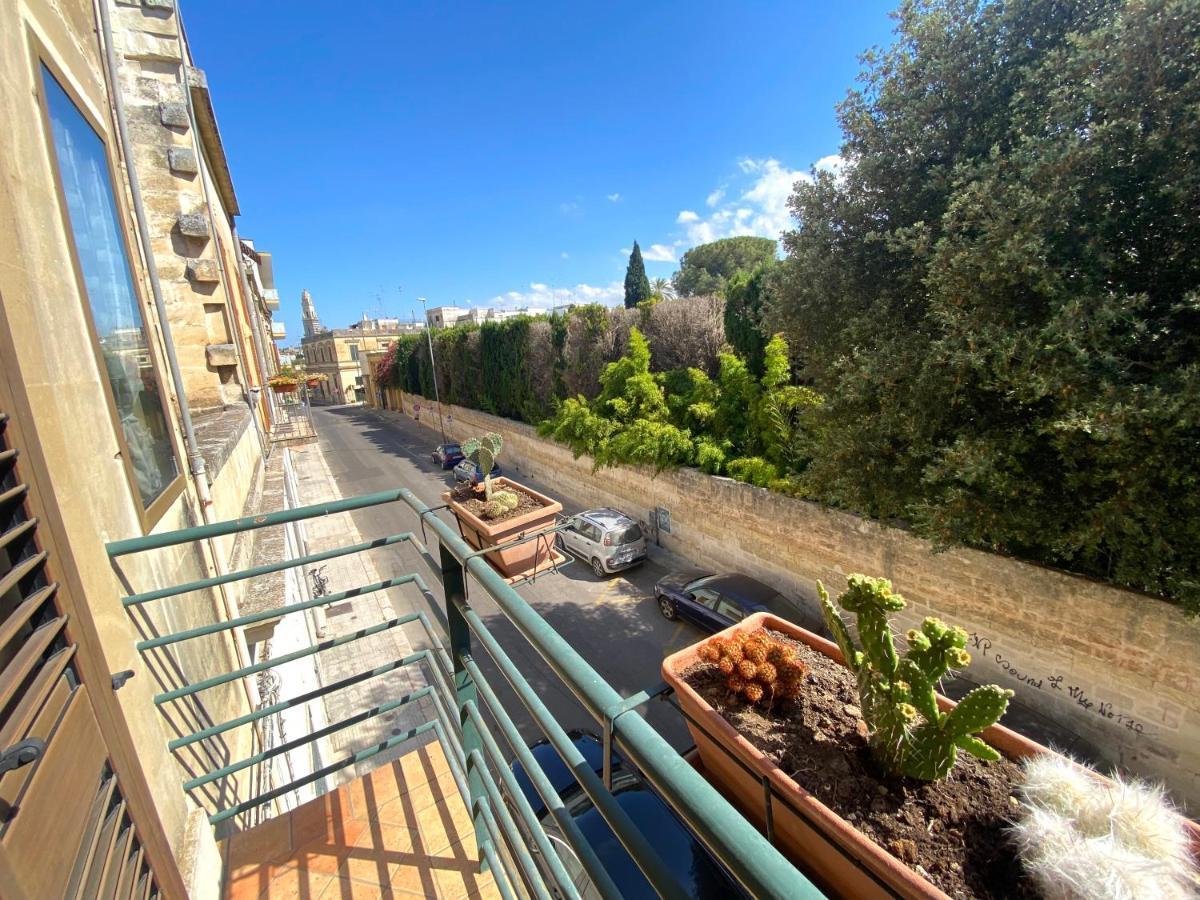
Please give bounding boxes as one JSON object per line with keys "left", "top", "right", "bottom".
{"left": 96, "top": 0, "right": 211, "bottom": 510}
{"left": 97, "top": 0, "right": 258, "bottom": 717}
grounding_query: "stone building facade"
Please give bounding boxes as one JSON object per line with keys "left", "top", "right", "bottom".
{"left": 0, "top": 1, "right": 292, "bottom": 895}
{"left": 300, "top": 299, "right": 418, "bottom": 403}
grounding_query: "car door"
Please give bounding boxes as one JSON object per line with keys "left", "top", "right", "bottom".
{"left": 561, "top": 517, "right": 583, "bottom": 555}
{"left": 714, "top": 596, "right": 747, "bottom": 629}
{"left": 683, "top": 587, "right": 725, "bottom": 631}
{"left": 576, "top": 521, "right": 601, "bottom": 559}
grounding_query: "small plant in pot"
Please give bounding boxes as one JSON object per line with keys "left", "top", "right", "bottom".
{"left": 443, "top": 432, "right": 563, "bottom": 582}
{"left": 268, "top": 373, "right": 299, "bottom": 394}
{"left": 663, "top": 575, "right": 1200, "bottom": 899}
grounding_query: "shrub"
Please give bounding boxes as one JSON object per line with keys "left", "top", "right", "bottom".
{"left": 726, "top": 457, "right": 779, "bottom": 487}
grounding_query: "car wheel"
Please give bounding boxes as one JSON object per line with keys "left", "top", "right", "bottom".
{"left": 658, "top": 594, "right": 677, "bottom": 620}
{"left": 554, "top": 534, "right": 565, "bottom": 553}
{"left": 591, "top": 557, "right": 606, "bottom": 578}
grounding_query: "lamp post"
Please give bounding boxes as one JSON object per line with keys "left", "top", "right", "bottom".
{"left": 417, "top": 297, "right": 448, "bottom": 446}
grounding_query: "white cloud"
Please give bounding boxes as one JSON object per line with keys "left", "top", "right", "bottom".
{"left": 606, "top": 192, "right": 621, "bottom": 202}
{"left": 489, "top": 281, "right": 623, "bottom": 310}
{"left": 560, "top": 251, "right": 569, "bottom": 259}
{"left": 813, "top": 154, "right": 849, "bottom": 183}
{"left": 674, "top": 156, "right": 813, "bottom": 248}
{"left": 642, "top": 243, "right": 677, "bottom": 263}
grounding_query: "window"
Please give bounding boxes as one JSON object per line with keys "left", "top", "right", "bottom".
{"left": 716, "top": 599, "right": 745, "bottom": 622}
{"left": 41, "top": 65, "right": 179, "bottom": 510}
{"left": 579, "top": 522, "right": 602, "bottom": 543}
{"left": 349, "top": 344, "right": 359, "bottom": 361}
{"left": 691, "top": 588, "right": 721, "bottom": 610}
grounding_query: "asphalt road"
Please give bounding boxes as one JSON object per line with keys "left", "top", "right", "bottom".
{"left": 307, "top": 403, "right": 707, "bottom": 755}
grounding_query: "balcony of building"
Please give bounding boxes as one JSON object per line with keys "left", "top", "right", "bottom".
{"left": 106, "top": 488, "right": 825, "bottom": 900}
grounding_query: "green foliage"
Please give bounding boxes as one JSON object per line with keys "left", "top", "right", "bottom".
{"left": 726, "top": 457, "right": 779, "bottom": 487}
{"left": 480, "top": 317, "right": 534, "bottom": 420}
{"left": 819, "top": 574, "right": 1012, "bottom": 781}
{"left": 723, "top": 262, "right": 777, "bottom": 375}
{"left": 461, "top": 432, "right": 516, "bottom": 512}
{"left": 623, "top": 241, "right": 652, "bottom": 309}
{"left": 673, "top": 236, "right": 777, "bottom": 298}
{"left": 770, "top": 0, "right": 1200, "bottom": 611}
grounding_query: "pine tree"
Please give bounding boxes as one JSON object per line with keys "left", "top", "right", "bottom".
{"left": 623, "top": 241, "right": 651, "bottom": 309}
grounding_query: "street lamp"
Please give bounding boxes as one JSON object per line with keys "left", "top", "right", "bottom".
{"left": 417, "top": 297, "right": 448, "bottom": 446}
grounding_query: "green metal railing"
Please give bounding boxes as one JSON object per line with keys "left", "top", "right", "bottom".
{"left": 108, "top": 486, "right": 824, "bottom": 899}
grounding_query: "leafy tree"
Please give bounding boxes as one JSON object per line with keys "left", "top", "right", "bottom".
{"left": 623, "top": 242, "right": 652, "bottom": 309}
{"left": 771, "top": 0, "right": 1200, "bottom": 611}
{"left": 541, "top": 328, "right": 693, "bottom": 471}
{"left": 673, "top": 236, "right": 777, "bottom": 297}
{"left": 724, "top": 261, "right": 778, "bottom": 376}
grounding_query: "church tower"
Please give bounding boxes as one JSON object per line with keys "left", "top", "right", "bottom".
{"left": 301, "top": 289, "right": 324, "bottom": 338}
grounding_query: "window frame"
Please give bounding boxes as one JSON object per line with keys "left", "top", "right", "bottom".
{"left": 33, "top": 51, "right": 185, "bottom": 531}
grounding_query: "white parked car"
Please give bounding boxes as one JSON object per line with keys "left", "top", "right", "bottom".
{"left": 556, "top": 508, "right": 647, "bottom": 577}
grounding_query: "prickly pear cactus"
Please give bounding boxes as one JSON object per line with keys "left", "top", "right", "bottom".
{"left": 462, "top": 432, "right": 503, "bottom": 500}
{"left": 818, "top": 574, "right": 1012, "bottom": 781}
{"left": 481, "top": 490, "right": 520, "bottom": 519}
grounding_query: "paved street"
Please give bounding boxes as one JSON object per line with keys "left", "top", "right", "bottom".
{"left": 300, "top": 403, "right": 705, "bottom": 761}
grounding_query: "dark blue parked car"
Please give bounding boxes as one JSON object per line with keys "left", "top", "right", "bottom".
{"left": 431, "top": 442, "right": 465, "bottom": 468}
{"left": 654, "top": 571, "right": 800, "bottom": 632}
{"left": 509, "top": 732, "right": 746, "bottom": 899}
{"left": 452, "top": 457, "right": 501, "bottom": 485}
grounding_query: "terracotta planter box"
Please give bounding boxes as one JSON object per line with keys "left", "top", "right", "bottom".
{"left": 305, "top": 378, "right": 321, "bottom": 388}
{"left": 270, "top": 383, "right": 298, "bottom": 394}
{"left": 443, "top": 478, "right": 563, "bottom": 581}
{"left": 663, "top": 611, "right": 1200, "bottom": 899}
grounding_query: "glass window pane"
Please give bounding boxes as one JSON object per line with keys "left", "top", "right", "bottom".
{"left": 42, "top": 65, "right": 179, "bottom": 508}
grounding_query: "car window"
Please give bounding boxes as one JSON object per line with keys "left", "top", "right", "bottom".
{"left": 580, "top": 522, "right": 602, "bottom": 542}
{"left": 690, "top": 588, "right": 721, "bottom": 609}
{"left": 614, "top": 524, "right": 642, "bottom": 544}
{"left": 445, "top": 444, "right": 460, "bottom": 453}
{"left": 716, "top": 599, "right": 745, "bottom": 622}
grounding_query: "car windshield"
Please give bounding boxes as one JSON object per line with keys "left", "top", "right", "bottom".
{"left": 444, "top": 444, "right": 460, "bottom": 453}
{"left": 613, "top": 524, "right": 642, "bottom": 544}
{"left": 684, "top": 575, "right": 716, "bottom": 593}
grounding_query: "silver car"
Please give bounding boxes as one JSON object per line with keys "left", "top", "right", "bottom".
{"left": 556, "top": 508, "right": 647, "bottom": 577}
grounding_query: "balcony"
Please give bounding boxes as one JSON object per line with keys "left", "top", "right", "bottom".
{"left": 106, "top": 489, "right": 824, "bottom": 899}
{"left": 262, "top": 289, "right": 280, "bottom": 311}
{"left": 270, "top": 321, "right": 286, "bottom": 339}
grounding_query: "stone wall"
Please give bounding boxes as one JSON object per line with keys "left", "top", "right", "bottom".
{"left": 399, "top": 392, "right": 1200, "bottom": 808}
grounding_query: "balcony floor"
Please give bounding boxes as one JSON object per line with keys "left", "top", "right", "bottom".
{"left": 221, "top": 742, "right": 499, "bottom": 899}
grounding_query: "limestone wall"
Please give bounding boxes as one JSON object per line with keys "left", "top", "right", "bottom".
{"left": 400, "top": 392, "right": 1200, "bottom": 808}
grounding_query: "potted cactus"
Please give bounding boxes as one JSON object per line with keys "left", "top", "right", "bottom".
{"left": 443, "top": 432, "right": 562, "bottom": 582}
{"left": 663, "top": 575, "right": 1200, "bottom": 898}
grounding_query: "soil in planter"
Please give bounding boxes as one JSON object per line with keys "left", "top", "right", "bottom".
{"left": 450, "top": 483, "right": 545, "bottom": 525}
{"left": 682, "top": 631, "right": 1036, "bottom": 900}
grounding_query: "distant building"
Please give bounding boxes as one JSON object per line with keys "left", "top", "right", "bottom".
{"left": 424, "top": 305, "right": 548, "bottom": 328}
{"left": 300, "top": 302, "right": 416, "bottom": 403}
{"left": 301, "top": 288, "right": 324, "bottom": 338}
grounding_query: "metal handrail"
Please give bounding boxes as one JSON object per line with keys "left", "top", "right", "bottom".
{"left": 107, "top": 485, "right": 824, "bottom": 899}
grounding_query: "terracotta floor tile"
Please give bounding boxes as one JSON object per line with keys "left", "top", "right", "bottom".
{"left": 292, "top": 792, "right": 364, "bottom": 849}
{"left": 318, "top": 874, "right": 397, "bottom": 898}
{"left": 255, "top": 865, "right": 336, "bottom": 900}
{"left": 370, "top": 771, "right": 462, "bottom": 829}
{"left": 413, "top": 796, "right": 474, "bottom": 856}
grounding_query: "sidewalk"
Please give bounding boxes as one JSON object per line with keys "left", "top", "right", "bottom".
{"left": 286, "top": 441, "right": 439, "bottom": 785}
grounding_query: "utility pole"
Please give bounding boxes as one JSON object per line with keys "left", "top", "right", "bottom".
{"left": 417, "top": 296, "right": 448, "bottom": 446}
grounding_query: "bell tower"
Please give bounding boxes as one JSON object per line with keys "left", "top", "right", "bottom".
{"left": 301, "top": 289, "right": 324, "bottom": 338}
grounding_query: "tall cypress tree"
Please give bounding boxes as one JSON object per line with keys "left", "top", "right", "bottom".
{"left": 623, "top": 241, "right": 651, "bottom": 309}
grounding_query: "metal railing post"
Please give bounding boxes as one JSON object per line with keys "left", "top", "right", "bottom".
{"left": 440, "top": 539, "right": 486, "bottom": 856}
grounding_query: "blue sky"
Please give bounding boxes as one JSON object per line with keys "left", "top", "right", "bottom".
{"left": 183, "top": 1, "right": 898, "bottom": 338}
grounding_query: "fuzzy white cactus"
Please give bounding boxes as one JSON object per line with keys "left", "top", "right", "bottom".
{"left": 1012, "top": 755, "right": 1198, "bottom": 899}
